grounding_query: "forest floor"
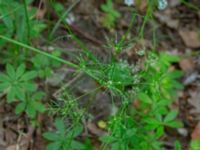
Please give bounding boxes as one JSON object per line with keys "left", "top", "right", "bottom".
{"left": 0, "top": 0, "right": 200, "bottom": 150}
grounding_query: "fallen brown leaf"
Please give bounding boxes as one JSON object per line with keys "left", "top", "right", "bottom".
{"left": 179, "top": 30, "right": 200, "bottom": 48}
{"left": 179, "top": 57, "right": 194, "bottom": 72}
{"left": 188, "top": 89, "right": 200, "bottom": 120}
{"left": 154, "top": 9, "right": 179, "bottom": 29}
{"left": 192, "top": 122, "right": 200, "bottom": 140}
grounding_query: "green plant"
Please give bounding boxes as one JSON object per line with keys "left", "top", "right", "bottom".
{"left": 0, "top": 0, "right": 186, "bottom": 148}
{"left": 43, "top": 118, "right": 85, "bottom": 150}
{"left": 0, "top": 64, "right": 45, "bottom": 118}
{"left": 49, "top": 91, "right": 85, "bottom": 124}
{"left": 99, "top": 52, "right": 183, "bottom": 150}
{"left": 100, "top": 115, "right": 163, "bottom": 150}
{"left": 0, "top": 0, "right": 46, "bottom": 65}
{"left": 15, "top": 92, "right": 46, "bottom": 118}
{"left": 0, "top": 33, "right": 185, "bottom": 149}
{"left": 101, "top": 0, "right": 121, "bottom": 29}
{"left": 174, "top": 140, "right": 182, "bottom": 150}
{"left": 0, "top": 0, "right": 46, "bottom": 43}
{"left": 32, "top": 51, "right": 62, "bottom": 78}
{"left": 0, "top": 64, "right": 37, "bottom": 102}
{"left": 189, "top": 140, "right": 200, "bottom": 150}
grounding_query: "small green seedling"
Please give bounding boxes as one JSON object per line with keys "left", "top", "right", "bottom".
{"left": 101, "top": 0, "right": 121, "bottom": 29}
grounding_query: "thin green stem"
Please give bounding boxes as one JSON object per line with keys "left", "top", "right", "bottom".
{"left": 0, "top": 35, "right": 79, "bottom": 69}
{"left": 22, "top": 0, "right": 30, "bottom": 43}
{"left": 181, "top": 0, "right": 200, "bottom": 12}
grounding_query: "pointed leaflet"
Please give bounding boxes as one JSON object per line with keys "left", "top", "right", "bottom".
{"left": 20, "top": 71, "right": 37, "bottom": 81}
{"left": 6, "top": 64, "right": 15, "bottom": 79}
{"left": 15, "top": 102, "right": 26, "bottom": 114}
{"left": 164, "top": 110, "right": 178, "bottom": 123}
{"left": 16, "top": 64, "right": 25, "bottom": 79}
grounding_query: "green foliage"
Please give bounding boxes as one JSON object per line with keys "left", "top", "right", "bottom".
{"left": 0, "top": 64, "right": 45, "bottom": 118}
{"left": 50, "top": 94, "right": 84, "bottom": 121}
{"left": 32, "top": 50, "right": 61, "bottom": 78}
{"left": 43, "top": 118, "right": 85, "bottom": 150}
{"left": 100, "top": 115, "right": 163, "bottom": 150}
{"left": 99, "top": 52, "right": 183, "bottom": 150}
{"left": 189, "top": 140, "right": 200, "bottom": 150}
{"left": 15, "top": 92, "right": 46, "bottom": 118}
{"left": 0, "top": 39, "right": 184, "bottom": 150}
{"left": 52, "top": 2, "right": 65, "bottom": 15}
{"left": 101, "top": 0, "right": 121, "bottom": 29}
{"left": 0, "top": 1, "right": 186, "bottom": 149}
{"left": 0, "top": 0, "right": 46, "bottom": 43}
{"left": 96, "top": 61, "right": 134, "bottom": 93}
{"left": 174, "top": 140, "right": 182, "bottom": 150}
{"left": 0, "top": 0, "right": 46, "bottom": 65}
{"left": 0, "top": 64, "right": 37, "bottom": 102}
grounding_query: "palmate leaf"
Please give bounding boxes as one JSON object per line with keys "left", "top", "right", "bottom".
{"left": 14, "top": 91, "right": 45, "bottom": 118}
{"left": 43, "top": 119, "right": 84, "bottom": 150}
{"left": 26, "top": 95, "right": 45, "bottom": 118}
{"left": 0, "top": 64, "right": 37, "bottom": 102}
